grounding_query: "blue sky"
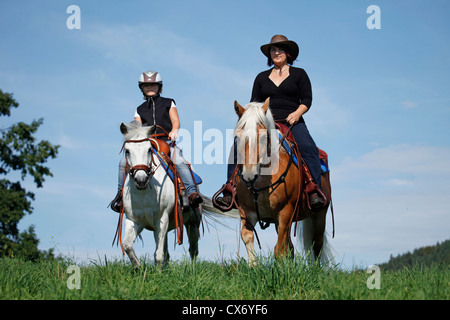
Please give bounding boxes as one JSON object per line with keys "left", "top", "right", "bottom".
{"left": 1, "top": 0, "right": 449, "bottom": 269}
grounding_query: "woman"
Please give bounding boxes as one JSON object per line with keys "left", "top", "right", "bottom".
{"left": 218, "top": 34, "right": 325, "bottom": 209}
{"left": 109, "top": 70, "right": 202, "bottom": 213}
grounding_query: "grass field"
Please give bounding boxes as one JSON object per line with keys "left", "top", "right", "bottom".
{"left": 1, "top": 255, "right": 448, "bottom": 300}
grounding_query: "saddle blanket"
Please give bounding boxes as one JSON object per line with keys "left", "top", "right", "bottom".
{"left": 278, "top": 132, "right": 329, "bottom": 173}
{"left": 153, "top": 148, "right": 202, "bottom": 185}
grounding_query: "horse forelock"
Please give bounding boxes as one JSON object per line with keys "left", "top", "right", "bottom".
{"left": 234, "top": 102, "right": 280, "bottom": 173}
{"left": 123, "top": 121, "right": 151, "bottom": 141}
{"left": 235, "top": 102, "right": 276, "bottom": 142}
{"left": 234, "top": 102, "right": 279, "bottom": 170}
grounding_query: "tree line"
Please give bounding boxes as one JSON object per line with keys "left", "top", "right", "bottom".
{"left": 0, "top": 89, "right": 59, "bottom": 261}
{"left": 380, "top": 239, "right": 450, "bottom": 271}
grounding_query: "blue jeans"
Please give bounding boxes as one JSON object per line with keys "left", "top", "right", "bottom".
{"left": 226, "top": 121, "right": 322, "bottom": 188}
{"left": 118, "top": 146, "right": 198, "bottom": 195}
{"left": 289, "top": 121, "right": 322, "bottom": 189}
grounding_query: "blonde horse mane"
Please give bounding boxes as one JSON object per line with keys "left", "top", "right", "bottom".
{"left": 234, "top": 101, "right": 279, "bottom": 172}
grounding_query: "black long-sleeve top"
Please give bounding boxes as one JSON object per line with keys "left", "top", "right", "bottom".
{"left": 250, "top": 66, "right": 312, "bottom": 123}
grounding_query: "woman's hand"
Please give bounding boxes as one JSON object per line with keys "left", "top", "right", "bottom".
{"left": 286, "top": 110, "right": 302, "bottom": 125}
{"left": 286, "top": 104, "right": 308, "bottom": 125}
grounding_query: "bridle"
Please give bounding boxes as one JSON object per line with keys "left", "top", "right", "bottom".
{"left": 121, "top": 137, "right": 158, "bottom": 180}
{"left": 237, "top": 123, "right": 299, "bottom": 233}
{"left": 237, "top": 140, "right": 295, "bottom": 231}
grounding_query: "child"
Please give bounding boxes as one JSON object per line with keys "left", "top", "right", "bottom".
{"left": 110, "top": 70, "right": 202, "bottom": 212}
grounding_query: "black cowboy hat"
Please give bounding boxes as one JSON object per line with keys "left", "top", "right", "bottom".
{"left": 260, "top": 34, "right": 299, "bottom": 60}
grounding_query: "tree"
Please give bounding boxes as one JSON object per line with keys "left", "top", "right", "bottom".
{"left": 0, "top": 89, "right": 59, "bottom": 260}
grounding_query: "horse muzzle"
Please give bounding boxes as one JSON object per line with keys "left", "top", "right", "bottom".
{"left": 243, "top": 175, "right": 259, "bottom": 189}
{"left": 239, "top": 165, "right": 260, "bottom": 189}
{"left": 130, "top": 164, "right": 151, "bottom": 190}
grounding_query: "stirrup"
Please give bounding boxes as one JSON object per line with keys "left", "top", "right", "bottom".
{"left": 212, "top": 183, "right": 236, "bottom": 212}
{"left": 305, "top": 184, "right": 327, "bottom": 211}
{"left": 109, "top": 191, "right": 123, "bottom": 213}
{"left": 309, "top": 192, "right": 326, "bottom": 210}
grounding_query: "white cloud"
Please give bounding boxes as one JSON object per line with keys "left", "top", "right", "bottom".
{"left": 328, "top": 144, "right": 450, "bottom": 267}
{"left": 82, "top": 23, "right": 252, "bottom": 86}
{"left": 79, "top": 22, "right": 253, "bottom": 125}
{"left": 401, "top": 100, "right": 418, "bottom": 109}
{"left": 333, "top": 144, "right": 450, "bottom": 187}
{"left": 307, "top": 85, "right": 353, "bottom": 133}
{"left": 59, "top": 134, "right": 84, "bottom": 151}
{"left": 382, "top": 178, "right": 414, "bottom": 187}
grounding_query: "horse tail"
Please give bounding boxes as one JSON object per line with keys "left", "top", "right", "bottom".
{"left": 296, "top": 217, "right": 335, "bottom": 267}
{"left": 200, "top": 194, "right": 241, "bottom": 228}
{"left": 320, "top": 232, "right": 334, "bottom": 267}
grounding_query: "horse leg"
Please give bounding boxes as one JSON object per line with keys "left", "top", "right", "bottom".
{"left": 154, "top": 210, "right": 170, "bottom": 265}
{"left": 187, "top": 223, "right": 199, "bottom": 260}
{"left": 309, "top": 174, "right": 335, "bottom": 265}
{"left": 240, "top": 214, "right": 257, "bottom": 267}
{"left": 123, "top": 218, "right": 143, "bottom": 268}
{"left": 310, "top": 209, "right": 327, "bottom": 262}
{"left": 186, "top": 210, "right": 200, "bottom": 260}
{"left": 274, "top": 206, "right": 294, "bottom": 260}
{"left": 299, "top": 209, "right": 327, "bottom": 263}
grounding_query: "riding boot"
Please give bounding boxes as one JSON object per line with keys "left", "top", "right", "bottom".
{"left": 309, "top": 192, "right": 326, "bottom": 210}
{"left": 188, "top": 192, "right": 203, "bottom": 209}
{"left": 109, "top": 190, "right": 123, "bottom": 213}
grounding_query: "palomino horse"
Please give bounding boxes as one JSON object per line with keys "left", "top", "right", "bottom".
{"left": 233, "top": 98, "right": 333, "bottom": 266}
{"left": 115, "top": 121, "right": 201, "bottom": 267}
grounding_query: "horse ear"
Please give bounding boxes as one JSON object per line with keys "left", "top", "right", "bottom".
{"left": 262, "top": 97, "right": 270, "bottom": 114}
{"left": 147, "top": 125, "right": 156, "bottom": 137}
{"left": 234, "top": 100, "right": 245, "bottom": 118}
{"left": 120, "top": 123, "right": 128, "bottom": 135}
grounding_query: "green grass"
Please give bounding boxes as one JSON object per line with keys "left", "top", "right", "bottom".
{"left": 0, "top": 255, "right": 448, "bottom": 300}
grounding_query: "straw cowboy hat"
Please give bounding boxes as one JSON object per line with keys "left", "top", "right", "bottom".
{"left": 260, "top": 34, "right": 299, "bottom": 60}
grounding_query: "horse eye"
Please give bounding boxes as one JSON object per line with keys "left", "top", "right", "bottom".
{"left": 125, "top": 149, "right": 130, "bottom": 156}
{"left": 148, "top": 148, "right": 152, "bottom": 154}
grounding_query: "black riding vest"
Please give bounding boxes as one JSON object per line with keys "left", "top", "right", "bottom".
{"left": 136, "top": 94, "right": 174, "bottom": 138}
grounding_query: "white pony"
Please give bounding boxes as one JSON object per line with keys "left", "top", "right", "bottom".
{"left": 118, "top": 121, "right": 201, "bottom": 267}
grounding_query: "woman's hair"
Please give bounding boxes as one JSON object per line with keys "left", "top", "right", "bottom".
{"left": 267, "top": 44, "right": 295, "bottom": 66}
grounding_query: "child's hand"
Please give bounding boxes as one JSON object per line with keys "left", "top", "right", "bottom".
{"left": 169, "top": 129, "right": 178, "bottom": 141}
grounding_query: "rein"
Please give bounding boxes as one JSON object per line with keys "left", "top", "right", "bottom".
{"left": 114, "top": 129, "right": 185, "bottom": 248}
{"left": 120, "top": 138, "right": 158, "bottom": 179}
{"left": 113, "top": 131, "right": 183, "bottom": 255}
{"left": 237, "top": 123, "right": 303, "bottom": 249}
{"left": 113, "top": 136, "right": 157, "bottom": 255}
{"left": 238, "top": 141, "right": 295, "bottom": 231}
{"left": 119, "top": 130, "right": 170, "bottom": 178}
